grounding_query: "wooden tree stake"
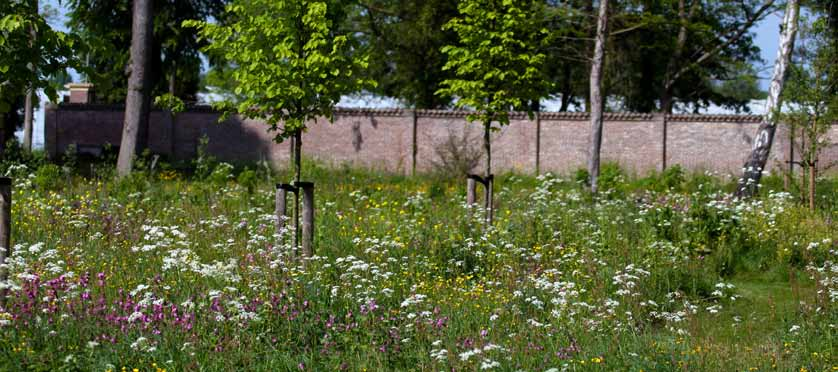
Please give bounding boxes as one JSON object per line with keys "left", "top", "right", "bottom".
{"left": 296, "top": 181, "right": 315, "bottom": 259}
{"left": 275, "top": 183, "right": 289, "bottom": 241}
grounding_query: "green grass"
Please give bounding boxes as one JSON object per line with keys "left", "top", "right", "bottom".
{"left": 0, "top": 159, "right": 835, "bottom": 371}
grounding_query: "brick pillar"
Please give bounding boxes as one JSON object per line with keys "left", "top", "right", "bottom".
{"left": 65, "top": 83, "right": 95, "bottom": 104}
{"left": 411, "top": 109, "right": 418, "bottom": 176}
{"left": 656, "top": 113, "right": 668, "bottom": 172}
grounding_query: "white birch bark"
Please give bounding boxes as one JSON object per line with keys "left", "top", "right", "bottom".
{"left": 735, "top": 0, "right": 799, "bottom": 197}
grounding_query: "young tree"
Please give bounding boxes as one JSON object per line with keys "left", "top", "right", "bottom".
{"left": 188, "top": 0, "right": 370, "bottom": 182}
{"left": 437, "top": 0, "right": 549, "bottom": 223}
{"left": 116, "top": 0, "right": 154, "bottom": 177}
{"left": 735, "top": 0, "right": 800, "bottom": 198}
{"left": 781, "top": 11, "right": 837, "bottom": 210}
{"left": 0, "top": 0, "right": 78, "bottom": 151}
{"left": 186, "top": 0, "right": 372, "bottom": 249}
{"left": 588, "top": 0, "right": 608, "bottom": 195}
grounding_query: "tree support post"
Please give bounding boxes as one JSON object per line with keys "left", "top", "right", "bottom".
{"left": 275, "top": 183, "right": 289, "bottom": 242}
{"left": 466, "top": 174, "right": 493, "bottom": 224}
{"left": 297, "top": 181, "right": 315, "bottom": 259}
{"left": 275, "top": 182, "right": 315, "bottom": 261}
{"left": 466, "top": 176, "right": 477, "bottom": 205}
{"left": 0, "top": 178, "right": 11, "bottom": 308}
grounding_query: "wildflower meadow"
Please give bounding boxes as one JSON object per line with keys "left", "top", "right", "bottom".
{"left": 0, "top": 160, "right": 835, "bottom": 371}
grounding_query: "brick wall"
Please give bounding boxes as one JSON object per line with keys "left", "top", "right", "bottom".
{"left": 45, "top": 104, "right": 838, "bottom": 176}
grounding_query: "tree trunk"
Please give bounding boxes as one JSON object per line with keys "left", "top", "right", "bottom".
{"left": 483, "top": 118, "right": 493, "bottom": 224}
{"left": 23, "top": 92, "right": 34, "bottom": 151}
{"left": 735, "top": 0, "right": 799, "bottom": 198}
{"left": 532, "top": 100, "right": 541, "bottom": 174}
{"left": 292, "top": 129, "right": 302, "bottom": 247}
{"left": 808, "top": 161, "right": 815, "bottom": 211}
{"left": 0, "top": 177, "right": 10, "bottom": 308}
{"left": 588, "top": 0, "right": 609, "bottom": 195}
{"left": 0, "top": 114, "right": 5, "bottom": 158}
{"left": 23, "top": 0, "right": 38, "bottom": 152}
{"left": 559, "top": 64, "right": 572, "bottom": 112}
{"left": 784, "top": 125, "right": 794, "bottom": 191}
{"left": 660, "top": 0, "right": 698, "bottom": 114}
{"left": 168, "top": 61, "right": 176, "bottom": 96}
{"left": 116, "top": 0, "right": 154, "bottom": 177}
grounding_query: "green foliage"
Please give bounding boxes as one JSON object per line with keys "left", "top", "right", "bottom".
{"left": 67, "top": 0, "right": 226, "bottom": 103}
{"left": 0, "top": 0, "right": 81, "bottom": 112}
{"left": 437, "top": 0, "right": 549, "bottom": 125}
{"left": 710, "top": 62, "right": 767, "bottom": 112}
{"left": 186, "top": 0, "right": 374, "bottom": 142}
{"left": 607, "top": 0, "right": 771, "bottom": 112}
{"left": 783, "top": 14, "right": 838, "bottom": 152}
{"left": 236, "top": 167, "right": 257, "bottom": 194}
{"left": 782, "top": 12, "right": 837, "bottom": 204}
{"left": 193, "top": 134, "right": 217, "bottom": 180}
{"left": 207, "top": 162, "right": 234, "bottom": 184}
{"left": 351, "top": 0, "right": 459, "bottom": 108}
{"left": 598, "top": 162, "right": 628, "bottom": 194}
{"left": 0, "top": 138, "right": 47, "bottom": 172}
{"left": 154, "top": 93, "right": 186, "bottom": 114}
{"left": 636, "top": 165, "right": 686, "bottom": 192}
{"left": 33, "top": 163, "right": 62, "bottom": 191}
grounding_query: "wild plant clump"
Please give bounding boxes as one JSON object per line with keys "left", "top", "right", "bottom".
{"left": 0, "top": 164, "right": 834, "bottom": 371}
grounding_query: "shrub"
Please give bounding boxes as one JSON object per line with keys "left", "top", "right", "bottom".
{"left": 429, "top": 125, "right": 482, "bottom": 179}
{"left": 208, "top": 162, "right": 234, "bottom": 185}
{"left": 33, "top": 164, "right": 63, "bottom": 191}
{"left": 237, "top": 168, "right": 258, "bottom": 194}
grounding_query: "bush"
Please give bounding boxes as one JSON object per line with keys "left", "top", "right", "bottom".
{"left": 193, "top": 135, "right": 217, "bottom": 180}
{"left": 33, "top": 164, "right": 63, "bottom": 191}
{"left": 208, "top": 162, "right": 235, "bottom": 185}
{"left": 0, "top": 138, "right": 47, "bottom": 174}
{"left": 237, "top": 168, "right": 258, "bottom": 194}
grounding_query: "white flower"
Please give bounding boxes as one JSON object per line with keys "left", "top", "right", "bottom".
{"left": 459, "top": 348, "right": 482, "bottom": 361}
{"left": 480, "top": 359, "right": 501, "bottom": 369}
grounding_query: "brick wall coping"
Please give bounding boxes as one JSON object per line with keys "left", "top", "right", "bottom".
{"left": 47, "top": 103, "right": 774, "bottom": 123}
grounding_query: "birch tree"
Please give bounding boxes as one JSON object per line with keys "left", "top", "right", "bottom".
{"left": 116, "top": 0, "right": 153, "bottom": 177}
{"left": 735, "top": 0, "right": 800, "bottom": 198}
{"left": 587, "top": 0, "right": 608, "bottom": 195}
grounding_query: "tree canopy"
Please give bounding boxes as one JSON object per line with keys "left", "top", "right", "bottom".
{"left": 185, "top": 0, "right": 373, "bottom": 142}
{"left": 352, "top": 0, "right": 460, "bottom": 109}
{"left": 67, "top": 0, "right": 226, "bottom": 103}
{"left": 437, "top": 0, "right": 550, "bottom": 125}
{"left": 0, "top": 0, "right": 79, "bottom": 113}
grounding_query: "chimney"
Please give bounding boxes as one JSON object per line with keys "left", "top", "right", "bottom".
{"left": 65, "top": 83, "right": 95, "bottom": 104}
